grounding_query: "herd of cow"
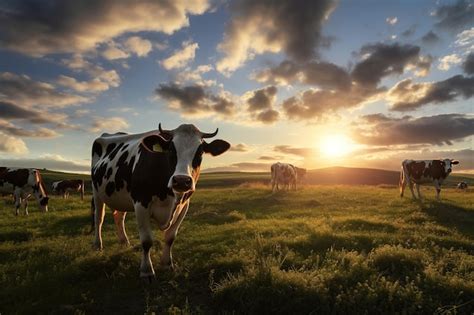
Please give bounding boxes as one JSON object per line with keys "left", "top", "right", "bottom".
{"left": 0, "top": 124, "right": 468, "bottom": 281}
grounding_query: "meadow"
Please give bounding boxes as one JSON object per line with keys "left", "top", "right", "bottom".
{"left": 0, "top": 172, "right": 473, "bottom": 314}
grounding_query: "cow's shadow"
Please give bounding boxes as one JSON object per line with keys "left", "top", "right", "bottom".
{"left": 420, "top": 201, "right": 474, "bottom": 238}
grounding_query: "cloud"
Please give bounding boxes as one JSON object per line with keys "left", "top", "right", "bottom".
{"left": 124, "top": 36, "right": 152, "bottom": 57}
{"left": 0, "top": 120, "right": 60, "bottom": 138}
{"left": 463, "top": 52, "right": 474, "bottom": 74}
{"left": 57, "top": 75, "right": 111, "bottom": 93}
{"left": 0, "top": 132, "right": 28, "bottom": 154}
{"left": 216, "top": 0, "right": 336, "bottom": 73}
{"left": 243, "top": 86, "right": 279, "bottom": 124}
{"left": 455, "top": 27, "right": 474, "bottom": 53}
{"left": 102, "top": 42, "right": 130, "bottom": 60}
{"left": 421, "top": 31, "right": 440, "bottom": 44}
{"left": 0, "top": 72, "right": 90, "bottom": 108}
{"left": 229, "top": 143, "right": 251, "bottom": 152}
{"left": 438, "top": 54, "right": 463, "bottom": 71}
{"left": 160, "top": 41, "right": 199, "bottom": 70}
{"left": 388, "top": 75, "right": 474, "bottom": 111}
{"left": 353, "top": 113, "right": 474, "bottom": 146}
{"left": 433, "top": 0, "right": 474, "bottom": 32}
{"left": 89, "top": 117, "right": 130, "bottom": 133}
{"left": 155, "top": 82, "right": 236, "bottom": 118}
{"left": 351, "top": 43, "right": 431, "bottom": 88}
{"left": 274, "top": 145, "right": 314, "bottom": 157}
{"left": 401, "top": 25, "right": 417, "bottom": 37}
{"left": 0, "top": 0, "right": 210, "bottom": 56}
{"left": 175, "top": 64, "right": 215, "bottom": 86}
{"left": 0, "top": 101, "right": 68, "bottom": 124}
{"left": 0, "top": 155, "right": 90, "bottom": 173}
{"left": 254, "top": 60, "right": 351, "bottom": 90}
{"left": 386, "top": 17, "right": 398, "bottom": 25}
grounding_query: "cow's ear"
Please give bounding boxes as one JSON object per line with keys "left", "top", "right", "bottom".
{"left": 142, "top": 135, "right": 171, "bottom": 153}
{"left": 451, "top": 160, "right": 459, "bottom": 165}
{"left": 203, "top": 139, "right": 231, "bottom": 156}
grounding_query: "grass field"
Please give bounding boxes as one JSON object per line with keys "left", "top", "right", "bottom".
{"left": 0, "top": 175, "right": 473, "bottom": 313}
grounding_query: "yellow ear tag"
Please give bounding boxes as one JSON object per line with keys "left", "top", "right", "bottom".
{"left": 152, "top": 143, "right": 163, "bottom": 152}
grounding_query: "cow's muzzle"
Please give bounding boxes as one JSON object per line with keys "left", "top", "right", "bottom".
{"left": 171, "top": 175, "right": 193, "bottom": 193}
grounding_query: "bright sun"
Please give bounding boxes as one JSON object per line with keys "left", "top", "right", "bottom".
{"left": 319, "top": 134, "right": 354, "bottom": 157}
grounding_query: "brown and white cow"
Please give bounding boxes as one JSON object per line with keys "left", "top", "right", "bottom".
{"left": 399, "top": 159, "right": 459, "bottom": 200}
{"left": 0, "top": 167, "right": 49, "bottom": 215}
{"left": 271, "top": 162, "right": 297, "bottom": 192}
{"left": 52, "top": 179, "right": 85, "bottom": 200}
{"left": 91, "top": 124, "right": 230, "bottom": 281}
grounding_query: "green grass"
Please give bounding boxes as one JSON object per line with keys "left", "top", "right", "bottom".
{"left": 0, "top": 184, "right": 473, "bottom": 314}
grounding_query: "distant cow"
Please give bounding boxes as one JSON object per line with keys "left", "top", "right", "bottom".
{"left": 0, "top": 167, "right": 49, "bottom": 215}
{"left": 399, "top": 159, "right": 459, "bottom": 200}
{"left": 271, "top": 162, "right": 297, "bottom": 192}
{"left": 457, "top": 181, "right": 468, "bottom": 190}
{"left": 91, "top": 124, "right": 230, "bottom": 281}
{"left": 52, "top": 179, "right": 85, "bottom": 200}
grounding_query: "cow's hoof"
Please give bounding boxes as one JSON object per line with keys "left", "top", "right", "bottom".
{"left": 93, "top": 242, "right": 103, "bottom": 251}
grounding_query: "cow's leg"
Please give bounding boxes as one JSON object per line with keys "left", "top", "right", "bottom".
{"left": 415, "top": 184, "right": 422, "bottom": 200}
{"left": 93, "top": 194, "right": 106, "bottom": 250}
{"left": 407, "top": 181, "right": 417, "bottom": 199}
{"left": 113, "top": 210, "right": 129, "bottom": 246}
{"left": 434, "top": 181, "right": 441, "bottom": 201}
{"left": 23, "top": 198, "right": 29, "bottom": 216}
{"left": 135, "top": 204, "right": 155, "bottom": 281}
{"left": 160, "top": 202, "right": 189, "bottom": 269}
{"left": 399, "top": 170, "right": 406, "bottom": 197}
{"left": 14, "top": 194, "right": 21, "bottom": 216}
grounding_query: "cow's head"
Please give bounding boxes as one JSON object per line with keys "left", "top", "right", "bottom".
{"left": 443, "top": 159, "right": 459, "bottom": 175}
{"left": 144, "top": 124, "right": 230, "bottom": 193}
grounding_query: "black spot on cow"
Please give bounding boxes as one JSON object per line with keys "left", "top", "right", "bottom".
{"left": 120, "top": 144, "right": 129, "bottom": 152}
{"left": 2, "top": 169, "right": 29, "bottom": 187}
{"left": 115, "top": 151, "right": 135, "bottom": 193}
{"left": 106, "top": 182, "right": 115, "bottom": 197}
{"left": 427, "top": 160, "right": 447, "bottom": 180}
{"left": 92, "top": 141, "right": 103, "bottom": 157}
{"left": 106, "top": 167, "right": 113, "bottom": 180}
{"left": 105, "top": 143, "right": 117, "bottom": 157}
{"left": 192, "top": 145, "right": 203, "bottom": 169}
{"left": 131, "top": 144, "right": 176, "bottom": 208}
{"left": 109, "top": 143, "right": 125, "bottom": 161}
{"left": 407, "top": 161, "right": 425, "bottom": 180}
{"left": 92, "top": 162, "right": 108, "bottom": 190}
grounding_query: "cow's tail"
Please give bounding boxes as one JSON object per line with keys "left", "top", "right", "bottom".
{"left": 89, "top": 198, "right": 95, "bottom": 234}
{"left": 80, "top": 179, "right": 85, "bottom": 201}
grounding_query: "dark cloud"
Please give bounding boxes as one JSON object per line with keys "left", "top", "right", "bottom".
{"left": 351, "top": 43, "right": 428, "bottom": 88}
{"left": 274, "top": 145, "right": 314, "bottom": 157}
{"left": 463, "top": 52, "right": 474, "bottom": 75}
{"left": 421, "top": 31, "right": 440, "bottom": 44}
{"left": 401, "top": 25, "right": 417, "bottom": 37}
{"left": 353, "top": 114, "right": 474, "bottom": 146}
{"left": 433, "top": 0, "right": 474, "bottom": 32}
{"left": 255, "top": 60, "right": 351, "bottom": 91}
{"left": 256, "top": 109, "right": 279, "bottom": 124}
{"left": 217, "top": 0, "right": 337, "bottom": 73}
{"left": 0, "top": 101, "right": 62, "bottom": 124}
{"left": 0, "top": 72, "right": 89, "bottom": 108}
{"left": 155, "top": 83, "right": 236, "bottom": 117}
{"left": 0, "top": 0, "right": 209, "bottom": 56}
{"left": 389, "top": 75, "right": 474, "bottom": 111}
{"left": 0, "top": 120, "right": 59, "bottom": 138}
{"left": 247, "top": 86, "right": 277, "bottom": 112}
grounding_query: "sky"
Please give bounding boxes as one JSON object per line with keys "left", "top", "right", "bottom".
{"left": 0, "top": 0, "right": 473, "bottom": 173}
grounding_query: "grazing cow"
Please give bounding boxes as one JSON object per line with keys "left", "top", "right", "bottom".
{"left": 399, "top": 159, "right": 459, "bottom": 200}
{"left": 457, "top": 181, "right": 468, "bottom": 190}
{"left": 52, "top": 179, "right": 85, "bottom": 200}
{"left": 91, "top": 124, "right": 230, "bottom": 281}
{"left": 0, "top": 167, "right": 49, "bottom": 215}
{"left": 271, "top": 162, "right": 297, "bottom": 192}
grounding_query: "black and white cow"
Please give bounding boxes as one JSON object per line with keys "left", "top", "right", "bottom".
{"left": 52, "top": 179, "right": 85, "bottom": 200}
{"left": 271, "top": 162, "right": 297, "bottom": 192}
{"left": 457, "top": 181, "right": 468, "bottom": 190}
{"left": 91, "top": 124, "right": 230, "bottom": 281}
{"left": 0, "top": 167, "right": 49, "bottom": 215}
{"left": 399, "top": 159, "right": 459, "bottom": 200}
